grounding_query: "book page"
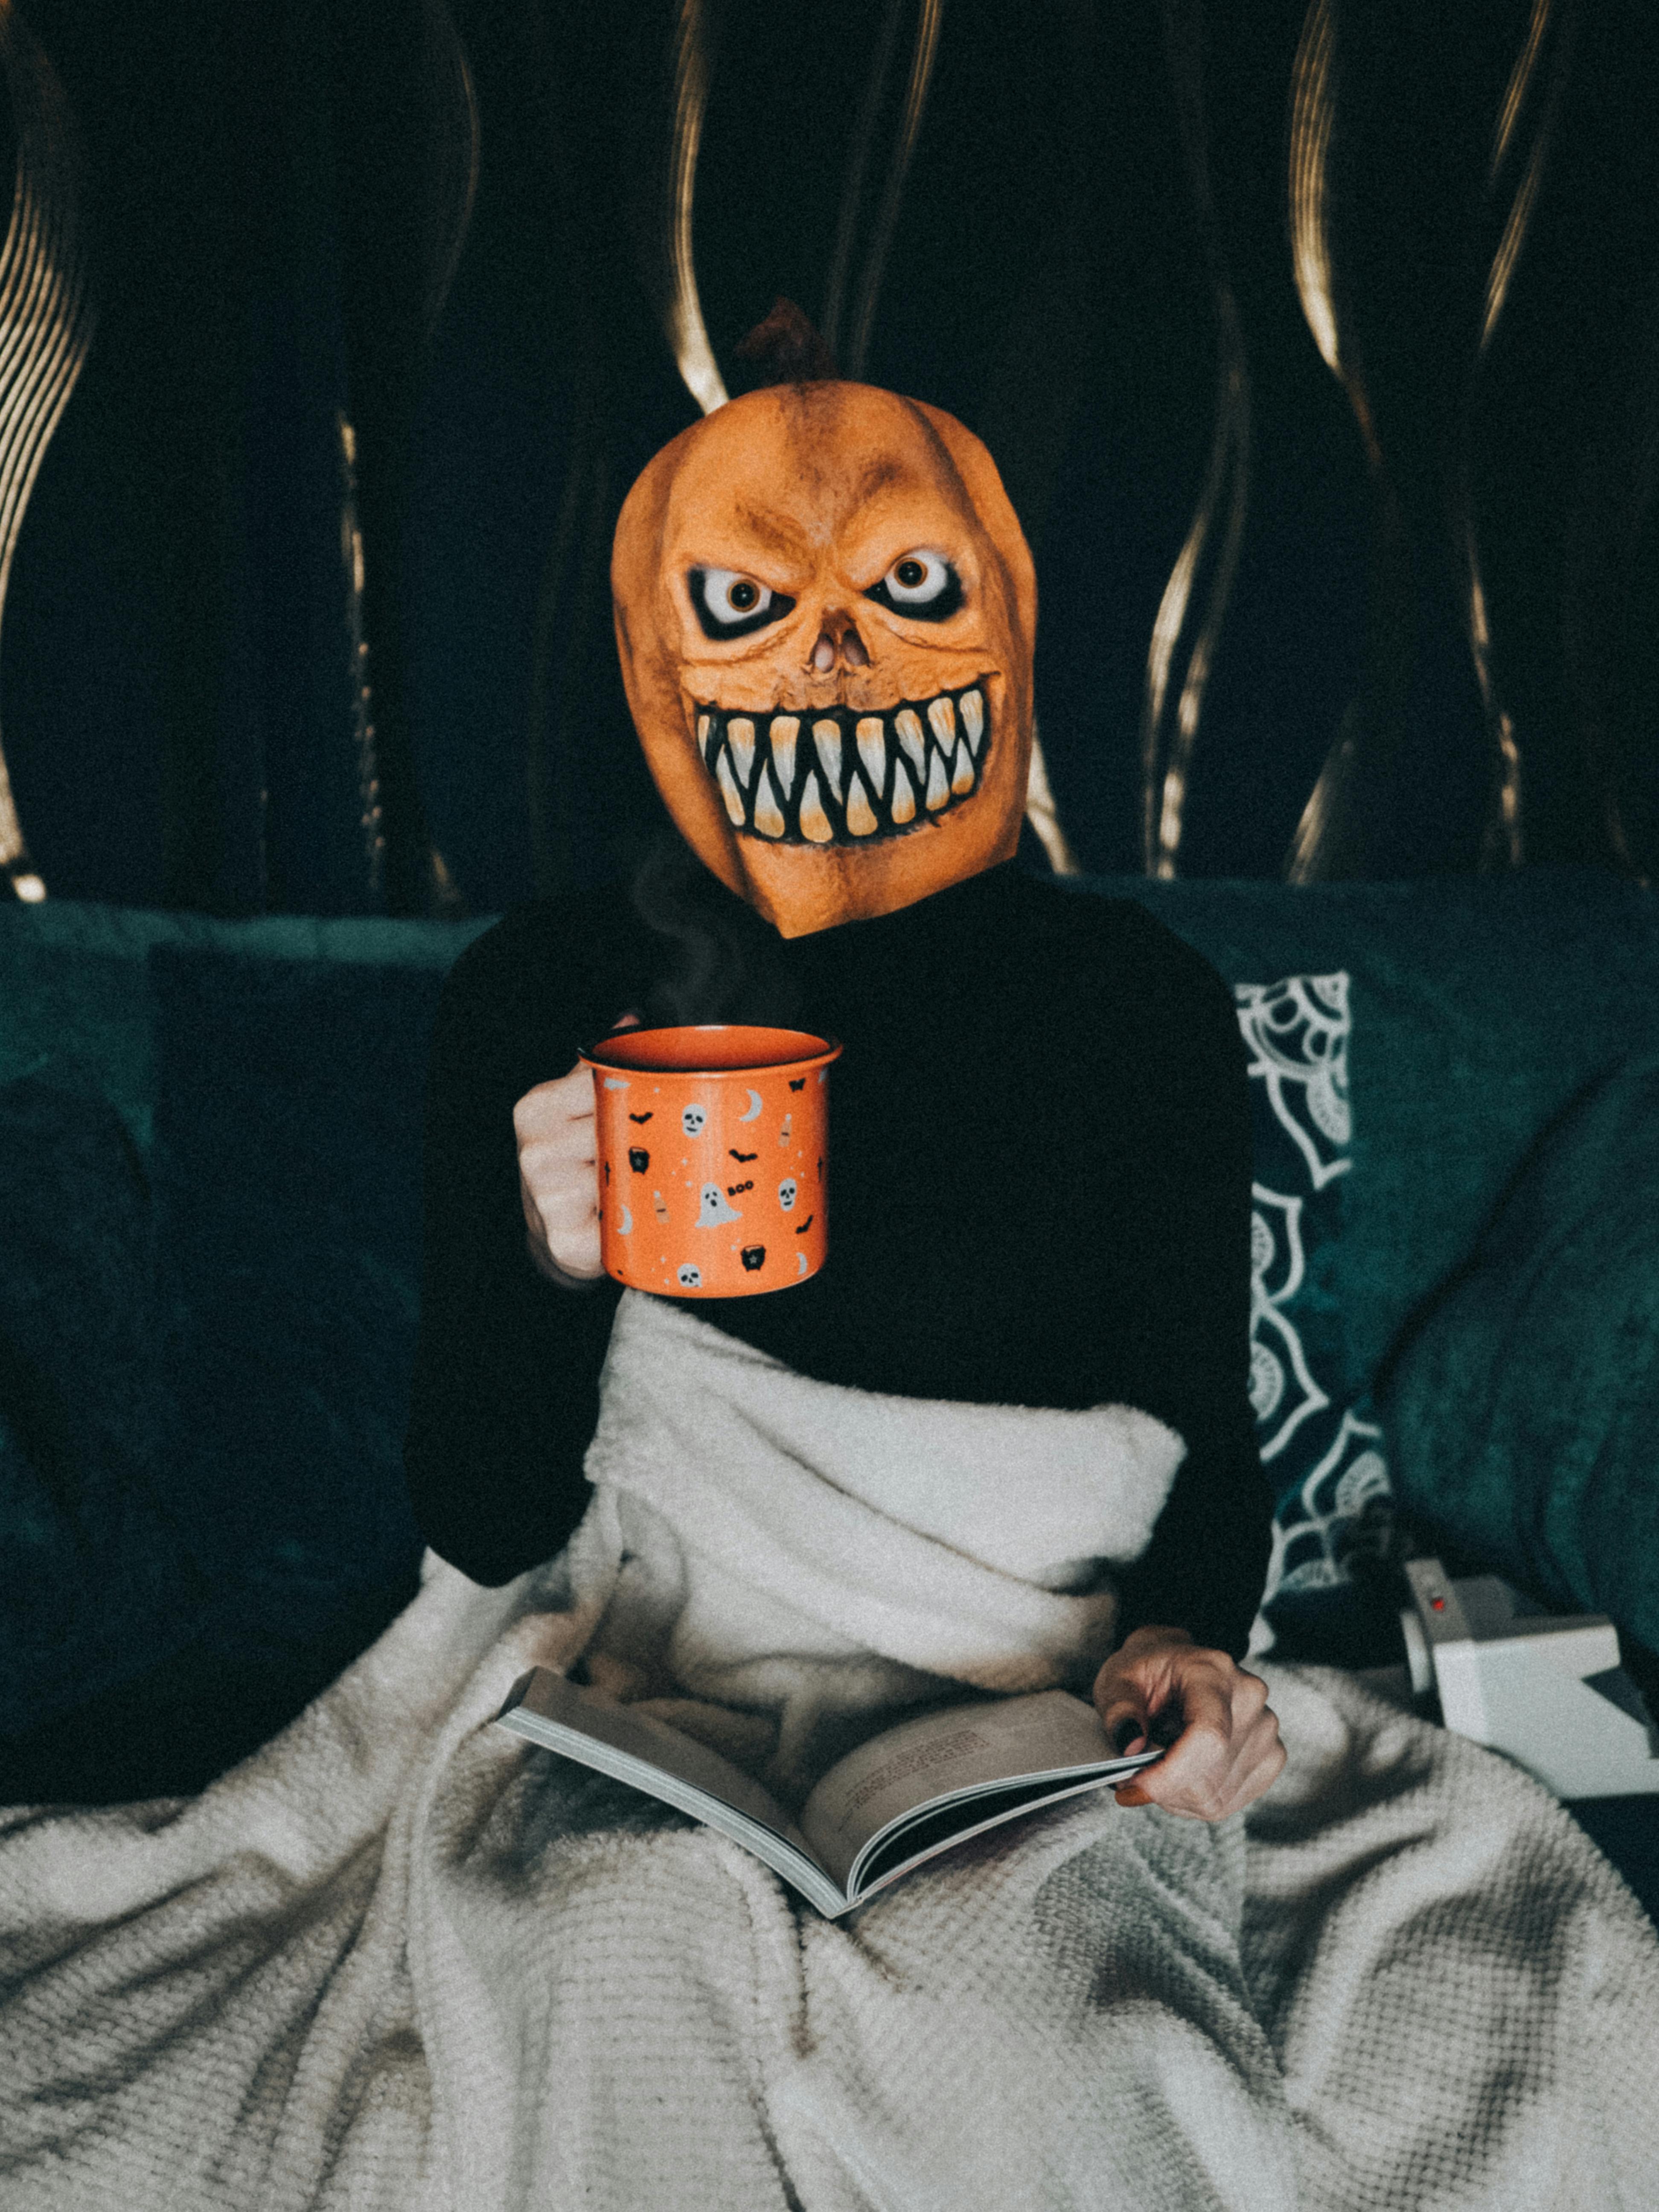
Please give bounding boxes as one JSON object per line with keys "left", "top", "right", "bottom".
{"left": 851, "top": 1772, "right": 1128, "bottom": 1898}
{"left": 798, "top": 1689, "right": 1144, "bottom": 1890}
{"left": 494, "top": 1671, "right": 844, "bottom": 1913}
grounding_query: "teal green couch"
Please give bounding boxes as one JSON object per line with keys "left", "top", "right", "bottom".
{"left": 3, "top": 873, "right": 1657, "bottom": 1845}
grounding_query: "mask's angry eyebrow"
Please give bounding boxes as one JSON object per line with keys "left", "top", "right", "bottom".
{"left": 853, "top": 460, "right": 905, "bottom": 501}
{"left": 713, "top": 504, "right": 804, "bottom": 562}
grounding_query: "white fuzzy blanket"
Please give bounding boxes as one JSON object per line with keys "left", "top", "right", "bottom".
{"left": 3, "top": 1293, "right": 1657, "bottom": 2210}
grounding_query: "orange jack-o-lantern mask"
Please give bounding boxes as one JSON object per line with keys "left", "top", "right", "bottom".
{"left": 611, "top": 381, "right": 1036, "bottom": 938}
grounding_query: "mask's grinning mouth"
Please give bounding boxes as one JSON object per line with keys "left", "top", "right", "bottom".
{"left": 694, "top": 685, "right": 990, "bottom": 846}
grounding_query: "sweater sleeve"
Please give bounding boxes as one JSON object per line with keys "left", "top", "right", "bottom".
{"left": 1085, "top": 914, "right": 1272, "bottom": 1660}
{"left": 402, "top": 905, "right": 626, "bottom": 1584}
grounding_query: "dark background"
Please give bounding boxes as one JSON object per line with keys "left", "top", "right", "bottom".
{"left": 2, "top": 0, "right": 1657, "bottom": 917}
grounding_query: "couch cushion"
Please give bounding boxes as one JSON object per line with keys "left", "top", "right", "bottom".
{"left": 1381, "top": 1052, "right": 1659, "bottom": 1652}
{"left": 1080, "top": 869, "right": 1659, "bottom": 1651}
{"left": 0, "top": 900, "right": 173, "bottom": 1155}
{"left": 0, "top": 1074, "right": 205, "bottom": 1733}
{"left": 147, "top": 940, "right": 455, "bottom": 1635}
{"left": 1100, "top": 867, "right": 1659, "bottom": 1398}
{"left": 0, "top": 904, "right": 492, "bottom": 1749}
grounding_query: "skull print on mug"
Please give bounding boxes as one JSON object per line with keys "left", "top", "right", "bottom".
{"left": 580, "top": 1025, "right": 840, "bottom": 1298}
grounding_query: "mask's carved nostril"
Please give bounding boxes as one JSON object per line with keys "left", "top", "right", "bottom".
{"left": 809, "top": 621, "right": 871, "bottom": 673}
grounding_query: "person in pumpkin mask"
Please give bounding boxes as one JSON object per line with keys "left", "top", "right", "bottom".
{"left": 405, "top": 331, "right": 1284, "bottom": 1824}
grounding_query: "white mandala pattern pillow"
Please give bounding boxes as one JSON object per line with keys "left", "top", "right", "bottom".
{"left": 1235, "top": 973, "right": 1391, "bottom": 1621}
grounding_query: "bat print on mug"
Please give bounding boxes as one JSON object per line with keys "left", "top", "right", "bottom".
{"left": 580, "top": 1025, "right": 840, "bottom": 1298}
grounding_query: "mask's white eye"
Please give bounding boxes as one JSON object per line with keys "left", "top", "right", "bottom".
{"left": 865, "top": 550, "right": 962, "bottom": 621}
{"left": 692, "top": 567, "right": 795, "bottom": 636}
{"left": 884, "top": 551, "right": 950, "bottom": 604}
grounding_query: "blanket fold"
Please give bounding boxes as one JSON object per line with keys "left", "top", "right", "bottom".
{"left": 579, "top": 1291, "right": 1187, "bottom": 1793}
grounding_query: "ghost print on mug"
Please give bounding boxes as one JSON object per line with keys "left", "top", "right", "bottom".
{"left": 579, "top": 1025, "right": 840, "bottom": 1298}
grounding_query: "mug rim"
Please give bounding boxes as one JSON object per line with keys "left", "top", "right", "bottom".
{"left": 579, "top": 1022, "right": 841, "bottom": 1077}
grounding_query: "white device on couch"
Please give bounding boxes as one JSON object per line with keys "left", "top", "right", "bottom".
{"left": 1401, "top": 1558, "right": 1659, "bottom": 1800}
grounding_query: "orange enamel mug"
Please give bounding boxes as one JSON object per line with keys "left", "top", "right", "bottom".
{"left": 579, "top": 1025, "right": 842, "bottom": 1298}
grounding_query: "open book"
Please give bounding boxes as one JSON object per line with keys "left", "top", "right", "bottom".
{"left": 492, "top": 1670, "right": 1162, "bottom": 1917}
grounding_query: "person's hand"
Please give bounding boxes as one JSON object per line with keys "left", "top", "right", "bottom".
{"left": 1091, "top": 1624, "right": 1285, "bottom": 1821}
{"left": 513, "top": 1015, "right": 639, "bottom": 1286}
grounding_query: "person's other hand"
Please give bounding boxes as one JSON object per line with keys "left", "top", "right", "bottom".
{"left": 1091, "top": 1624, "right": 1285, "bottom": 1821}
{"left": 513, "top": 1015, "right": 639, "bottom": 1286}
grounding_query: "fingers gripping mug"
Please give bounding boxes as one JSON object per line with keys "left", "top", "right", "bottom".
{"left": 579, "top": 1025, "right": 841, "bottom": 1298}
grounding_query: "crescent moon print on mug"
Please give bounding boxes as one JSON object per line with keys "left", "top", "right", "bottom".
{"left": 579, "top": 1025, "right": 840, "bottom": 1298}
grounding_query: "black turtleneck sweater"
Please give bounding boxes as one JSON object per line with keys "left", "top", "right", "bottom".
{"left": 403, "top": 860, "right": 1272, "bottom": 1658}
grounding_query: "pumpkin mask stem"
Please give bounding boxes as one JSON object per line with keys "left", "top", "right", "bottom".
{"left": 733, "top": 297, "right": 839, "bottom": 387}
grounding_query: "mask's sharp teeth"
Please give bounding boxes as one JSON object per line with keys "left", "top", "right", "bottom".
{"left": 845, "top": 778, "right": 879, "bottom": 836}
{"left": 951, "top": 742, "right": 975, "bottom": 796}
{"left": 716, "top": 749, "right": 747, "bottom": 827}
{"left": 697, "top": 711, "right": 714, "bottom": 765}
{"left": 927, "top": 695, "right": 956, "bottom": 749}
{"left": 716, "top": 748, "right": 748, "bottom": 827}
{"left": 855, "top": 716, "right": 888, "bottom": 797}
{"left": 925, "top": 748, "right": 951, "bottom": 812}
{"left": 812, "top": 718, "right": 844, "bottom": 798}
{"left": 890, "top": 757, "right": 918, "bottom": 824}
{"left": 798, "top": 766, "right": 834, "bottom": 844}
{"left": 894, "top": 707, "right": 926, "bottom": 781}
{"left": 728, "top": 717, "right": 756, "bottom": 792}
{"left": 753, "top": 761, "right": 786, "bottom": 838}
{"left": 769, "top": 715, "right": 799, "bottom": 798}
{"left": 960, "top": 688, "right": 985, "bottom": 755}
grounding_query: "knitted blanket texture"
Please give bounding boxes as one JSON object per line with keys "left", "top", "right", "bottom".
{"left": 2, "top": 1293, "right": 1656, "bottom": 2209}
